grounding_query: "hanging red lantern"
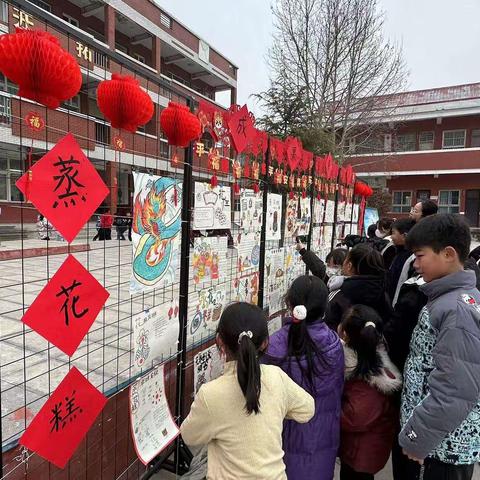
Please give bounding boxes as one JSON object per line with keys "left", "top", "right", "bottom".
{"left": 160, "top": 101, "right": 201, "bottom": 147}
{"left": 0, "top": 28, "right": 82, "bottom": 109}
{"left": 253, "top": 183, "right": 260, "bottom": 194}
{"left": 97, "top": 74, "right": 153, "bottom": 133}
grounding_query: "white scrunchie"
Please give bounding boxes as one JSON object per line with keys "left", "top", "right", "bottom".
{"left": 238, "top": 330, "right": 253, "bottom": 344}
{"left": 364, "top": 321, "right": 376, "bottom": 329}
{"left": 293, "top": 305, "right": 307, "bottom": 322}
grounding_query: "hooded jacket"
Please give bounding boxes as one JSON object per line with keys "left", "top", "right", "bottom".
{"left": 340, "top": 344, "right": 402, "bottom": 474}
{"left": 399, "top": 270, "right": 480, "bottom": 464}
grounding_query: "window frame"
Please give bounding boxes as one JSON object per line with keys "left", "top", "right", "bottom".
{"left": 63, "top": 14, "right": 79, "bottom": 27}
{"left": 395, "top": 133, "right": 416, "bottom": 152}
{"left": 133, "top": 53, "right": 146, "bottom": 64}
{"left": 442, "top": 129, "right": 466, "bottom": 149}
{"left": 471, "top": 129, "right": 480, "bottom": 148}
{"left": 419, "top": 131, "right": 434, "bottom": 151}
{"left": 0, "top": 1, "right": 8, "bottom": 23}
{"left": 438, "top": 189, "right": 460, "bottom": 213}
{"left": 416, "top": 190, "right": 431, "bottom": 201}
{"left": 0, "top": 154, "right": 24, "bottom": 202}
{"left": 391, "top": 190, "right": 413, "bottom": 213}
{"left": 63, "top": 94, "right": 80, "bottom": 112}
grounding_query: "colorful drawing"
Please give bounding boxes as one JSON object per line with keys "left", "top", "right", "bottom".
{"left": 298, "top": 196, "right": 311, "bottom": 236}
{"left": 194, "top": 345, "right": 225, "bottom": 395}
{"left": 284, "top": 194, "right": 299, "bottom": 238}
{"left": 188, "top": 286, "right": 227, "bottom": 339}
{"left": 130, "top": 173, "right": 182, "bottom": 294}
{"left": 232, "top": 272, "right": 259, "bottom": 305}
{"left": 266, "top": 193, "right": 282, "bottom": 241}
{"left": 193, "top": 182, "right": 231, "bottom": 230}
{"left": 234, "top": 231, "right": 261, "bottom": 273}
{"left": 264, "top": 248, "right": 286, "bottom": 316}
{"left": 192, "top": 237, "right": 225, "bottom": 284}
{"left": 284, "top": 245, "right": 306, "bottom": 287}
{"left": 240, "top": 188, "right": 263, "bottom": 234}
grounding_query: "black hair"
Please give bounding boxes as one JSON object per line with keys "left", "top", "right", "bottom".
{"left": 367, "top": 224, "right": 377, "bottom": 238}
{"left": 284, "top": 275, "right": 329, "bottom": 392}
{"left": 392, "top": 218, "right": 416, "bottom": 235}
{"left": 217, "top": 302, "right": 268, "bottom": 415}
{"left": 420, "top": 199, "right": 438, "bottom": 218}
{"left": 346, "top": 244, "right": 385, "bottom": 276}
{"left": 326, "top": 248, "right": 347, "bottom": 266}
{"left": 406, "top": 213, "right": 471, "bottom": 263}
{"left": 378, "top": 217, "right": 394, "bottom": 233}
{"left": 341, "top": 305, "right": 383, "bottom": 379}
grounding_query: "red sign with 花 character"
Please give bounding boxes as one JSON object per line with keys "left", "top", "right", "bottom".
{"left": 20, "top": 367, "right": 107, "bottom": 469}
{"left": 16, "top": 133, "right": 109, "bottom": 243}
{"left": 227, "top": 104, "right": 256, "bottom": 154}
{"left": 22, "top": 254, "right": 109, "bottom": 357}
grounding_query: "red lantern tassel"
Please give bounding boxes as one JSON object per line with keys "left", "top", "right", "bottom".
{"left": 289, "top": 191, "right": 294, "bottom": 200}
{"left": 234, "top": 182, "right": 240, "bottom": 195}
{"left": 210, "top": 174, "right": 218, "bottom": 188}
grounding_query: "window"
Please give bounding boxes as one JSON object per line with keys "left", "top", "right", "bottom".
{"left": 160, "top": 12, "right": 172, "bottom": 29}
{"left": 133, "top": 53, "right": 146, "bottom": 64}
{"left": 419, "top": 131, "right": 434, "bottom": 150}
{"left": 0, "top": 1, "right": 8, "bottom": 23}
{"left": 356, "top": 135, "right": 384, "bottom": 154}
{"left": 27, "top": 0, "right": 51, "bottom": 12}
{"left": 392, "top": 191, "right": 412, "bottom": 213}
{"left": 0, "top": 152, "right": 24, "bottom": 201}
{"left": 471, "top": 129, "right": 480, "bottom": 148}
{"left": 395, "top": 133, "right": 416, "bottom": 152}
{"left": 416, "top": 190, "right": 431, "bottom": 201}
{"left": 438, "top": 190, "right": 460, "bottom": 213}
{"left": 442, "top": 130, "right": 466, "bottom": 149}
{"left": 0, "top": 96, "right": 11, "bottom": 124}
{"left": 115, "top": 43, "right": 128, "bottom": 54}
{"left": 63, "top": 14, "right": 79, "bottom": 27}
{"left": 95, "top": 122, "right": 110, "bottom": 145}
{"left": 93, "top": 51, "right": 109, "bottom": 69}
{"left": 160, "top": 140, "right": 169, "bottom": 158}
{"left": 0, "top": 73, "right": 19, "bottom": 95}
{"left": 63, "top": 94, "right": 80, "bottom": 112}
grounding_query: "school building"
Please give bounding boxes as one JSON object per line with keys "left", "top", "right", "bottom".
{"left": 0, "top": 0, "right": 237, "bottom": 224}
{"left": 345, "top": 83, "right": 480, "bottom": 227}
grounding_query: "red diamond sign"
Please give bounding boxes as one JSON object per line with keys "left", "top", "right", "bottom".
{"left": 20, "top": 367, "right": 107, "bottom": 469}
{"left": 22, "top": 254, "right": 109, "bottom": 357}
{"left": 16, "top": 133, "right": 109, "bottom": 243}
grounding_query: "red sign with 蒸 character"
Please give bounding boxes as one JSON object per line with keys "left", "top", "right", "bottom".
{"left": 20, "top": 367, "right": 107, "bottom": 469}
{"left": 16, "top": 133, "right": 109, "bottom": 243}
{"left": 22, "top": 254, "right": 109, "bottom": 357}
{"left": 227, "top": 104, "right": 256, "bottom": 154}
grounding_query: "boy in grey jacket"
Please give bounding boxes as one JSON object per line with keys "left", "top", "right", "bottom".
{"left": 399, "top": 214, "right": 480, "bottom": 480}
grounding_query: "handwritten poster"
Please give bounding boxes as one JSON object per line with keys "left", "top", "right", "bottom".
{"left": 266, "top": 193, "right": 282, "bottom": 241}
{"left": 337, "top": 201, "right": 346, "bottom": 222}
{"left": 193, "top": 344, "right": 225, "bottom": 395}
{"left": 298, "top": 196, "right": 312, "bottom": 236}
{"left": 284, "top": 194, "right": 299, "bottom": 239}
{"left": 313, "top": 198, "right": 325, "bottom": 224}
{"left": 132, "top": 301, "right": 180, "bottom": 375}
{"left": 325, "top": 200, "right": 335, "bottom": 223}
{"left": 311, "top": 226, "right": 323, "bottom": 255}
{"left": 352, "top": 204, "right": 360, "bottom": 223}
{"left": 284, "top": 245, "right": 306, "bottom": 287}
{"left": 130, "top": 365, "right": 179, "bottom": 465}
{"left": 131, "top": 173, "right": 182, "bottom": 294}
{"left": 240, "top": 188, "right": 263, "bottom": 233}
{"left": 192, "top": 237, "right": 226, "bottom": 284}
{"left": 265, "top": 248, "right": 286, "bottom": 316}
{"left": 232, "top": 271, "right": 259, "bottom": 305}
{"left": 193, "top": 182, "right": 231, "bottom": 230}
{"left": 234, "top": 231, "right": 261, "bottom": 273}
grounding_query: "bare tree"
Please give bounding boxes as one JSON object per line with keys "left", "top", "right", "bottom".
{"left": 255, "top": 0, "right": 408, "bottom": 163}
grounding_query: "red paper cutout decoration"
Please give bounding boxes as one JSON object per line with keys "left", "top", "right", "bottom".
{"left": 20, "top": 367, "right": 107, "bottom": 469}
{"left": 113, "top": 135, "right": 126, "bottom": 151}
{"left": 96, "top": 74, "right": 154, "bottom": 133}
{"left": 22, "top": 254, "right": 109, "bottom": 357}
{"left": 25, "top": 111, "right": 45, "bottom": 132}
{"left": 228, "top": 104, "right": 256, "bottom": 154}
{"left": 0, "top": 29, "right": 82, "bottom": 109}
{"left": 16, "top": 133, "right": 109, "bottom": 243}
{"left": 160, "top": 102, "right": 201, "bottom": 147}
{"left": 285, "top": 136, "right": 302, "bottom": 172}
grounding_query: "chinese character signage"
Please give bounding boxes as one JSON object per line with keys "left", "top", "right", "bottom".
{"left": 227, "top": 104, "right": 255, "bottom": 154}
{"left": 16, "top": 133, "right": 109, "bottom": 243}
{"left": 22, "top": 254, "right": 109, "bottom": 357}
{"left": 20, "top": 367, "right": 107, "bottom": 469}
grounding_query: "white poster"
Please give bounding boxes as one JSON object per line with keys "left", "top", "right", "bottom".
{"left": 284, "top": 244, "right": 306, "bottom": 287}
{"left": 193, "top": 182, "right": 231, "bottom": 230}
{"left": 352, "top": 204, "right": 360, "bottom": 223}
{"left": 337, "top": 201, "right": 346, "bottom": 222}
{"left": 131, "top": 173, "right": 181, "bottom": 294}
{"left": 265, "top": 248, "right": 286, "bottom": 316}
{"left": 311, "top": 225, "right": 322, "bottom": 254}
{"left": 192, "top": 236, "right": 227, "bottom": 284}
{"left": 234, "top": 230, "right": 261, "bottom": 274}
{"left": 240, "top": 188, "right": 263, "bottom": 234}
{"left": 130, "top": 365, "right": 179, "bottom": 465}
{"left": 325, "top": 200, "right": 335, "bottom": 223}
{"left": 132, "top": 301, "right": 180, "bottom": 375}
{"left": 284, "top": 194, "right": 299, "bottom": 239}
{"left": 298, "top": 196, "right": 312, "bottom": 236}
{"left": 231, "top": 271, "right": 259, "bottom": 305}
{"left": 193, "top": 344, "right": 225, "bottom": 395}
{"left": 266, "top": 193, "right": 282, "bottom": 241}
{"left": 313, "top": 198, "right": 325, "bottom": 224}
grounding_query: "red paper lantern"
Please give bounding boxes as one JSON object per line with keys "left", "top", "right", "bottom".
{"left": 160, "top": 101, "right": 201, "bottom": 147}
{"left": 0, "top": 28, "right": 82, "bottom": 109}
{"left": 97, "top": 74, "right": 153, "bottom": 133}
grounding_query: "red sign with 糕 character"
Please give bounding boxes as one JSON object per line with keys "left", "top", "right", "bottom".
{"left": 20, "top": 367, "right": 107, "bottom": 469}
{"left": 22, "top": 254, "right": 109, "bottom": 357}
{"left": 16, "top": 133, "right": 109, "bottom": 243}
{"left": 227, "top": 104, "right": 256, "bottom": 154}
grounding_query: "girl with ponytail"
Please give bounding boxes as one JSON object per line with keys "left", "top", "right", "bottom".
{"left": 180, "top": 302, "right": 314, "bottom": 480}
{"left": 263, "top": 275, "right": 344, "bottom": 480}
{"left": 338, "top": 305, "right": 402, "bottom": 480}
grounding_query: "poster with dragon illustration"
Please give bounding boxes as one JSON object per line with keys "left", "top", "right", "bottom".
{"left": 192, "top": 237, "right": 226, "bottom": 284}
{"left": 284, "top": 194, "right": 299, "bottom": 239}
{"left": 193, "top": 182, "right": 231, "bottom": 230}
{"left": 266, "top": 193, "right": 282, "bottom": 241}
{"left": 193, "top": 344, "right": 225, "bottom": 395}
{"left": 240, "top": 188, "right": 263, "bottom": 234}
{"left": 231, "top": 271, "right": 259, "bottom": 305}
{"left": 130, "top": 173, "right": 182, "bottom": 294}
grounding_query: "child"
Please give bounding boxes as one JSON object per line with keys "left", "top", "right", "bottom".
{"left": 263, "top": 275, "right": 344, "bottom": 480}
{"left": 180, "top": 302, "right": 314, "bottom": 480}
{"left": 325, "top": 244, "right": 390, "bottom": 331}
{"left": 387, "top": 218, "right": 416, "bottom": 305}
{"left": 399, "top": 214, "right": 480, "bottom": 480}
{"left": 326, "top": 248, "right": 348, "bottom": 281}
{"left": 338, "top": 304, "right": 402, "bottom": 480}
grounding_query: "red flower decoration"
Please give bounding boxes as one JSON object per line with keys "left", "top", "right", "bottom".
{"left": 160, "top": 102, "right": 201, "bottom": 147}
{"left": 0, "top": 28, "right": 82, "bottom": 109}
{"left": 97, "top": 74, "right": 153, "bottom": 133}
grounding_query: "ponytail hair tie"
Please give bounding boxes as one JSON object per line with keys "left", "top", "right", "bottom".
{"left": 364, "top": 321, "right": 376, "bottom": 329}
{"left": 292, "top": 305, "right": 307, "bottom": 323}
{"left": 238, "top": 330, "right": 253, "bottom": 344}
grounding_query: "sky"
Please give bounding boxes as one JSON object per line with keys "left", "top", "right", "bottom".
{"left": 156, "top": 0, "right": 480, "bottom": 114}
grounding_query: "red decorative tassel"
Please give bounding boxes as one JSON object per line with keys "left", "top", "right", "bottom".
{"left": 210, "top": 174, "right": 218, "bottom": 188}
{"left": 253, "top": 183, "right": 260, "bottom": 194}
{"left": 302, "top": 191, "right": 307, "bottom": 199}
{"left": 234, "top": 182, "right": 240, "bottom": 195}
{"left": 289, "top": 191, "right": 294, "bottom": 200}
{"left": 261, "top": 162, "right": 266, "bottom": 175}
{"left": 244, "top": 161, "right": 251, "bottom": 178}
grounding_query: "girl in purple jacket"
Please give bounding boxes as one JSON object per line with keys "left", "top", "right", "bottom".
{"left": 263, "top": 275, "right": 344, "bottom": 480}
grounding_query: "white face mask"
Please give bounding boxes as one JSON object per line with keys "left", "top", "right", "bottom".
{"left": 326, "top": 266, "right": 341, "bottom": 277}
{"left": 375, "top": 228, "right": 386, "bottom": 239}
